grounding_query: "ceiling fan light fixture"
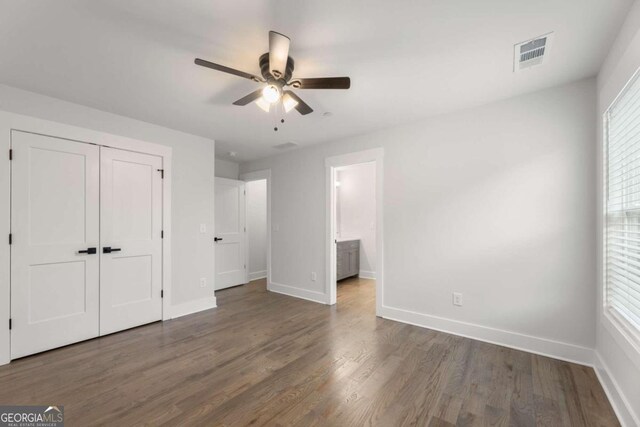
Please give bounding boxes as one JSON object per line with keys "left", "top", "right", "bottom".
{"left": 255, "top": 97, "right": 271, "bottom": 112}
{"left": 282, "top": 92, "right": 299, "bottom": 113}
{"left": 262, "top": 84, "right": 281, "bottom": 104}
{"left": 195, "top": 31, "right": 351, "bottom": 119}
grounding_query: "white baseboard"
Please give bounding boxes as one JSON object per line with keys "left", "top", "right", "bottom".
{"left": 170, "top": 295, "right": 217, "bottom": 319}
{"left": 379, "top": 305, "right": 594, "bottom": 366}
{"left": 249, "top": 270, "right": 267, "bottom": 281}
{"left": 268, "top": 282, "right": 329, "bottom": 304}
{"left": 594, "top": 352, "right": 639, "bottom": 427}
{"left": 359, "top": 270, "right": 376, "bottom": 279}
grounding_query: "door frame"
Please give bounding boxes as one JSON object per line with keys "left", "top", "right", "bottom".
{"left": 239, "top": 169, "right": 272, "bottom": 286}
{"left": 0, "top": 110, "right": 173, "bottom": 365}
{"left": 325, "top": 149, "right": 383, "bottom": 314}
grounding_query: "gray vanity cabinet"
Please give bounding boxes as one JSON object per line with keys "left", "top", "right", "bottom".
{"left": 337, "top": 239, "right": 360, "bottom": 281}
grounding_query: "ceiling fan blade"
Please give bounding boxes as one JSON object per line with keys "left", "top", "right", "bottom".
{"left": 284, "top": 90, "right": 313, "bottom": 115}
{"left": 291, "top": 77, "right": 351, "bottom": 89}
{"left": 194, "top": 58, "right": 261, "bottom": 82}
{"left": 233, "top": 89, "right": 264, "bottom": 106}
{"left": 269, "top": 31, "right": 290, "bottom": 79}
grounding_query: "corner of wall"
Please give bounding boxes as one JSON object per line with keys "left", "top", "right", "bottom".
{"left": 215, "top": 158, "right": 240, "bottom": 180}
{"left": 170, "top": 295, "right": 218, "bottom": 320}
{"left": 594, "top": 352, "right": 640, "bottom": 427}
{"left": 267, "top": 282, "right": 330, "bottom": 305}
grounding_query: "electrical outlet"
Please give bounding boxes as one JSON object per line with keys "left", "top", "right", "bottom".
{"left": 452, "top": 292, "right": 463, "bottom": 306}
{"left": 200, "top": 278, "right": 207, "bottom": 288}
{"left": 311, "top": 272, "right": 317, "bottom": 281}
{"left": 273, "top": 224, "right": 280, "bottom": 232}
{"left": 200, "top": 224, "right": 207, "bottom": 233}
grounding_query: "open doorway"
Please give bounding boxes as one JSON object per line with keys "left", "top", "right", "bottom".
{"left": 240, "top": 170, "right": 271, "bottom": 288}
{"left": 326, "top": 149, "right": 383, "bottom": 314}
{"left": 246, "top": 179, "right": 267, "bottom": 281}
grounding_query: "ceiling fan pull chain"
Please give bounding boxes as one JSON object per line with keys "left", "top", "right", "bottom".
{"left": 274, "top": 101, "right": 283, "bottom": 131}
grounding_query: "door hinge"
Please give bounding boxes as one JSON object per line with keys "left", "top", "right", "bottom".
{"left": 161, "top": 230, "right": 164, "bottom": 239}
{"left": 244, "top": 227, "right": 246, "bottom": 232}
{"left": 161, "top": 290, "right": 164, "bottom": 298}
{"left": 157, "top": 169, "right": 164, "bottom": 179}
{"left": 8, "top": 234, "right": 12, "bottom": 245}
{"left": 8, "top": 318, "right": 11, "bottom": 330}
{"left": 244, "top": 264, "right": 246, "bottom": 269}
{"left": 9, "top": 149, "right": 12, "bottom": 160}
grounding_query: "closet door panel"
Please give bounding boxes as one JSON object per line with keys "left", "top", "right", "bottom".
{"left": 100, "top": 147, "right": 163, "bottom": 335}
{"left": 10, "top": 131, "right": 100, "bottom": 359}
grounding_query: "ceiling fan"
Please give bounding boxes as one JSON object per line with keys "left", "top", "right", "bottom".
{"left": 194, "top": 31, "right": 350, "bottom": 116}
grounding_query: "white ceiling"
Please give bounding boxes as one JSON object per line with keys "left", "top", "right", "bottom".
{"left": 0, "top": 0, "right": 633, "bottom": 162}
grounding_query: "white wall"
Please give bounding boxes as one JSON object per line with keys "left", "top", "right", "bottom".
{"left": 0, "top": 84, "right": 216, "bottom": 309}
{"left": 337, "top": 163, "right": 376, "bottom": 277}
{"left": 596, "top": 1, "right": 640, "bottom": 425}
{"left": 241, "top": 78, "right": 598, "bottom": 363}
{"left": 215, "top": 158, "right": 239, "bottom": 180}
{"left": 246, "top": 179, "right": 267, "bottom": 280}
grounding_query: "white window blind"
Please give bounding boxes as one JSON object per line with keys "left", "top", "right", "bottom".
{"left": 606, "top": 69, "right": 640, "bottom": 331}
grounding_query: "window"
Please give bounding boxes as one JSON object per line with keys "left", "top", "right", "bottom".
{"left": 605, "top": 69, "right": 640, "bottom": 332}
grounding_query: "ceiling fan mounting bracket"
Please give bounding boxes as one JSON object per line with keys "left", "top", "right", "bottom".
{"left": 259, "top": 52, "right": 294, "bottom": 83}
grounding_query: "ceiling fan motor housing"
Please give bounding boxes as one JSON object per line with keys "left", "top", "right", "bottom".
{"left": 259, "top": 53, "right": 295, "bottom": 84}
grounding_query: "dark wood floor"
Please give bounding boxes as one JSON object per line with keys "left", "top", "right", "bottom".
{"left": 0, "top": 277, "right": 619, "bottom": 426}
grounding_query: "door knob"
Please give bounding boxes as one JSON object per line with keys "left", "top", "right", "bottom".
{"left": 103, "top": 247, "right": 122, "bottom": 254}
{"left": 78, "top": 247, "right": 97, "bottom": 254}
{"left": 214, "top": 237, "right": 223, "bottom": 242}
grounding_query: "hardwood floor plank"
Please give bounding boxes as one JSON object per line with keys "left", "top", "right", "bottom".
{"left": 431, "top": 393, "right": 464, "bottom": 424}
{"left": 534, "top": 394, "right": 564, "bottom": 427}
{"left": 0, "top": 278, "right": 620, "bottom": 426}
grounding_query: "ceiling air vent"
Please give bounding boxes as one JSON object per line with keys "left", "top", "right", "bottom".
{"left": 514, "top": 33, "right": 553, "bottom": 72}
{"left": 273, "top": 142, "right": 298, "bottom": 150}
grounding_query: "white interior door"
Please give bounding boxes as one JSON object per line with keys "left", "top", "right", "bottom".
{"left": 100, "top": 147, "right": 163, "bottom": 335}
{"left": 10, "top": 131, "right": 100, "bottom": 359}
{"left": 215, "top": 178, "right": 246, "bottom": 290}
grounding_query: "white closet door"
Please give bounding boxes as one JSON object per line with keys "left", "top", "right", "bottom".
{"left": 215, "top": 178, "right": 246, "bottom": 290}
{"left": 100, "top": 147, "right": 163, "bottom": 335}
{"left": 10, "top": 131, "right": 100, "bottom": 359}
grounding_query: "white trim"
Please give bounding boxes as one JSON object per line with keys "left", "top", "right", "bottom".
{"left": 0, "top": 110, "right": 173, "bottom": 365}
{"left": 594, "top": 352, "right": 640, "bottom": 427}
{"left": 602, "top": 310, "right": 640, "bottom": 370}
{"left": 379, "top": 305, "right": 595, "bottom": 366}
{"left": 603, "top": 64, "right": 640, "bottom": 114}
{"left": 0, "top": 116, "right": 10, "bottom": 366}
{"left": 268, "top": 282, "right": 329, "bottom": 305}
{"left": 601, "top": 66, "right": 640, "bottom": 368}
{"left": 161, "top": 151, "right": 173, "bottom": 323}
{"left": 170, "top": 296, "right": 217, "bottom": 319}
{"left": 239, "top": 169, "right": 272, "bottom": 291}
{"left": 249, "top": 270, "right": 267, "bottom": 281}
{"left": 358, "top": 270, "right": 376, "bottom": 280}
{"left": 325, "top": 148, "right": 384, "bottom": 315}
